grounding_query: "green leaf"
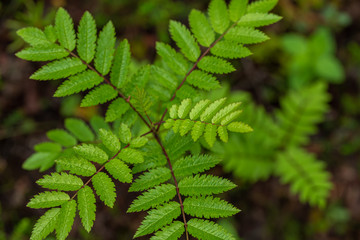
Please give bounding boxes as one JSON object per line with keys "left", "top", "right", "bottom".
{"left": 173, "top": 154, "right": 221, "bottom": 178}
{"left": 204, "top": 124, "right": 217, "bottom": 147}
{"left": 129, "top": 167, "right": 172, "bottom": 192}
{"left": 130, "top": 137, "right": 149, "bottom": 148}
{"left": 183, "top": 196, "right": 240, "bottom": 218}
{"left": 225, "top": 26, "right": 269, "bottom": 44}
{"left": 200, "top": 98, "right": 227, "bottom": 122}
{"left": 238, "top": 13, "right": 282, "bottom": 27}
{"left": 208, "top": 0, "right": 230, "bottom": 34}
{"left": 187, "top": 70, "right": 220, "bottom": 91}
{"left": 212, "top": 102, "right": 242, "bottom": 124}
{"left": 56, "top": 156, "right": 96, "bottom": 177}
{"left": 34, "top": 142, "right": 62, "bottom": 152}
{"left": 81, "top": 84, "right": 118, "bottom": 107}
{"left": 44, "top": 25, "right": 57, "bottom": 43}
{"left": 47, "top": 129, "right": 77, "bottom": 147}
{"left": 105, "top": 98, "right": 130, "bottom": 122}
{"left": 156, "top": 42, "right": 189, "bottom": 76}
{"left": 90, "top": 115, "right": 111, "bottom": 135}
{"left": 151, "top": 66, "right": 178, "bottom": 90}
{"left": 78, "top": 186, "right": 96, "bottom": 232}
{"left": 247, "top": 0, "right": 278, "bottom": 13}
{"left": 105, "top": 159, "right": 133, "bottom": 183}
{"left": 189, "top": 10, "right": 215, "bottom": 47}
{"left": 65, "top": 118, "right": 95, "bottom": 142}
{"left": 16, "top": 44, "right": 69, "bottom": 61}
{"left": 128, "top": 184, "right": 176, "bottom": 212}
{"left": 99, "top": 128, "right": 120, "bottom": 153}
{"left": 210, "top": 40, "right": 252, "bottom": 59}
{"left": 55, "top": 8, "right": 76, "bottom": 51}
{"left": 191, "top": 121, "right": 205, "bottom": 142}
{"left": 119, "top": 123, "right": 131, "bottom": 144}
{"left": 37, "top": 172, "right": 83, "bottom": 191}
{"left": 30, "top": 57, "right": 86, "bottom": 80}
{"left": 220, "top": 110, "right": 243, "bottom": 125}
{"left": 77, "top": 11, "right": 97, "bottom": 63}
{"left": 17, "top": 27, "right": 50, "bottom": 46}
{"left": 187, "top": 218, "right": 236, "bottom": 240}
{"left": 74, "top": 143, "right": 109, "bottom": 164}
{"left": 134, "top": 202, "right": 181, "bottom": 238}
{"left": 22, "top": 152, "right": 59, "bottom": 171}
{"left": 151, "top": 221, "right": 185, "bottom": 240}
{"left": 178, "top": 174, "right": 236, "bottom": 196}
{"left": 189, "top": 100, "right": 211, "bottom": 120}
{"left": 169, "top": 20, "right": 200, "bottom": 62}
{"left": 177, "top": 98, "right": 192, "bottom": 119}
{"left": 56, "top": 200, "right": 77, "bottom": 240}
{"left": 27, "top": 191, "right": 70, "bottom": 209}
{"left": 30, "top": 208, "right": 60, "bottom": 240}
{"left": 94, "top": 21, "right": 116, "bottom": 75}
{"left": 198, "top": 56, "right": 235, "bottom": 74}
{"left": 92, "top": 172, "right": 116, "bottom": 207}
{"left": 218, "top": 126, "right": 228, "bottom": 142}
{"left": 227, "top": 121, "right": 253, "bottom": 132}
{"left": 110, "top": 39, "right": 131, "bottom": 88}
{"left": 118, "top": 148, "right": 144, "bottom": 164}
{"left": 54, "top": 70, "right": 103, "bottom": 97}
{"left": 229, "top": 0, "right": 248, "bottom": 22}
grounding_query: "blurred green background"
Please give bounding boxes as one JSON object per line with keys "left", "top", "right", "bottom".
{"left": 1, "top": 0, "right": 360, "bottom": 239}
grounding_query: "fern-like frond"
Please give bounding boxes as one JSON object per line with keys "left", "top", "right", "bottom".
{"left": 128, "top": 184, "right": 176, "bottom": 212}
{"left": 151, "top": 221, "right": 184, "bottom": 240}
{"left": 189, "top": 10, "right": 215, "bottom": 47}
{"left": 178, "top": 174, "right": 236, "bottom": 196}
{"left": 187, "top": 218, "right": 235, "bottom": 240}
{"left": 27, "top": 191, "right": 70, "bottom": 209}
{"left": 129, "top": 167, "right": 172, "bottom": 192}
{"left": 134, "top": 202, "right": 181, "bottom": 238}
{"left": 92, "top": 172, "right": 116, "bottom": 207}
{"left": 173, "top": 154, "right": 221, "bottom": 178}
{"left": 183, "top": 196, "right": 239, "bottom": 218}
{"left": 30, "top": 57, "right": 86, "bottom": 80}
{"left": 275, "top": 147, "right": 332, "bottom": 208}
{"left": 77, "top": 11, "right": 97, "bottom": 63}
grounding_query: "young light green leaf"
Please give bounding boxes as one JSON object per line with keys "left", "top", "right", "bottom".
{"left": 16, "top": 44, "right": 69, "bottom": 61}
{"left": 204, "top": 124, "right": 217, "bottom": 147}
{"left": 81, "top": 84, "right": 118, "bottom": 107}
{"left": 56, "top": 156, "right": 96, "bottom": 177}
{"left": 218, "top": 126, "right": 228, "bottom": 142}
{"left": 247, "top": 0, "right": 278, "bottom": 13}
{"left": 210, "top": 40, "right": 252, "bottom": 59}
{"left": 198, "top": 56, "right": 235, "bottom": 74}
{"left": 129, "top": 167, "right": 172, "bottom": 192}
{"left": 151, "top": 221, "right": 184, "bottom": 240}
{"left": 227, "top": 121, "right": 253, "bottom": 132}
{"left": 99, "top": 128, "right": 120, "bottom": 153}
{"left": 46, "top": 129, "right": 77, "bottom": 147}
{"left": 189, "top": 100, "right": 211, "bottom": 120}
{"left": 30, "top": 208, "right": 60, "bottom": 240}
{"left": 183, "top": 196, "right": 240, "bottom": 218}
{"left": 130, "top": 137, "right": 149, "bottom": 148}
{"left": 30, "top": 57, "right": 86, "bottom": 80}
{"left": 65, "top": 118, "right": 95, "bottom": 142}
{"left": 55, "top": 8, "right": 76, "bottom": 51}
{"left": 94, "top": 21, "right": 116, "bottom": 75}
{"left": 74, "top": 143, "right": 109, "bottom": 164}
{"left": 110, "top": 39, "right": 131, "bottom": 88}
{"left": 191, "top": 122, "right": 205, "bottom": 142}
{"left": 22, "top": 152, "right": 59, "bottom": 171}
{"left": 229, "top": 0, "right": 248, "bottom": 22}
{"left": 54, "top": 70, "right": 103, "bottom": 97}
{"left": 105, "top": 159, "right": 133, "bottom": 183}
{"left": 212, "top": 102, "right": 241, "bottom": 124}
{"left": 238, "top": 13, "right": 282, "bottom": 27}
{"left": 78, "top": 186, "right": 96, "bottom": 232}
{"left": 128, "top": 184, "right": 176, "bottom": 212}
{"left": 77, "top": 11, "right": 97, "bottom": 63}
{"left": 189, "top": 9, "right": 215, "bottom": 47}
{"left": 134, "top": 202, "right": 181, "bottom": 238}
{"left": 92, "top": 172, "right": 116, "bottom": 207}
{"left": 200, "top": 98, "right": 227, "bottom": 122}
{"left": 187, "top": 218, "right": 236, "bottom": 240}
{"left": 17, "top": 27, "right": 50, "bottom": 46}
{"left": 178, "top": 98, "right": 192, "bottom": 119}
{"left": 36, "top": 172, "right": 83, "bottom": 191}
{"left": 118, "top": 148, "right": 144, "bottom": 164}
{"left": 27, "top": 191, "right": 70, "bottom": 209}
{"left": 173, "top": 154, "right": 221, "bottom": 178}
{"left": 34, "top": 142, "right": 62, "bottom": 153}
{"left": 56, "top": 200, "right": 77, "bottom": 240}
{"left": 44, "top": 25, "right": 57, "bottom": 43}
{"left": 178, "top": 174, "right": 236, "bottom": 196}
{"left": 119, "top": 123, "right": 131, "bottom": 144}
{"left": 225, "top": 26, "right": 269, "bottom": 44}
{"left": 208, "top": 0, "right": 230, "bottom": 34}
{"left": 169, "top": 20, "right": 200, "bottom": 62}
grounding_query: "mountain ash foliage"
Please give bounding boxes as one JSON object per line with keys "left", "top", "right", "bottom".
{"left": 16, "top": 0, "right": 284, "bottom": 239}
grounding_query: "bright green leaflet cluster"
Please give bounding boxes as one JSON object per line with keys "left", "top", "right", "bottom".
{"left": 221, "top": 82, "right": 332, "bottom": 208}
{"left": 16, "top": 0, "right": 283, "bottom": 239}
